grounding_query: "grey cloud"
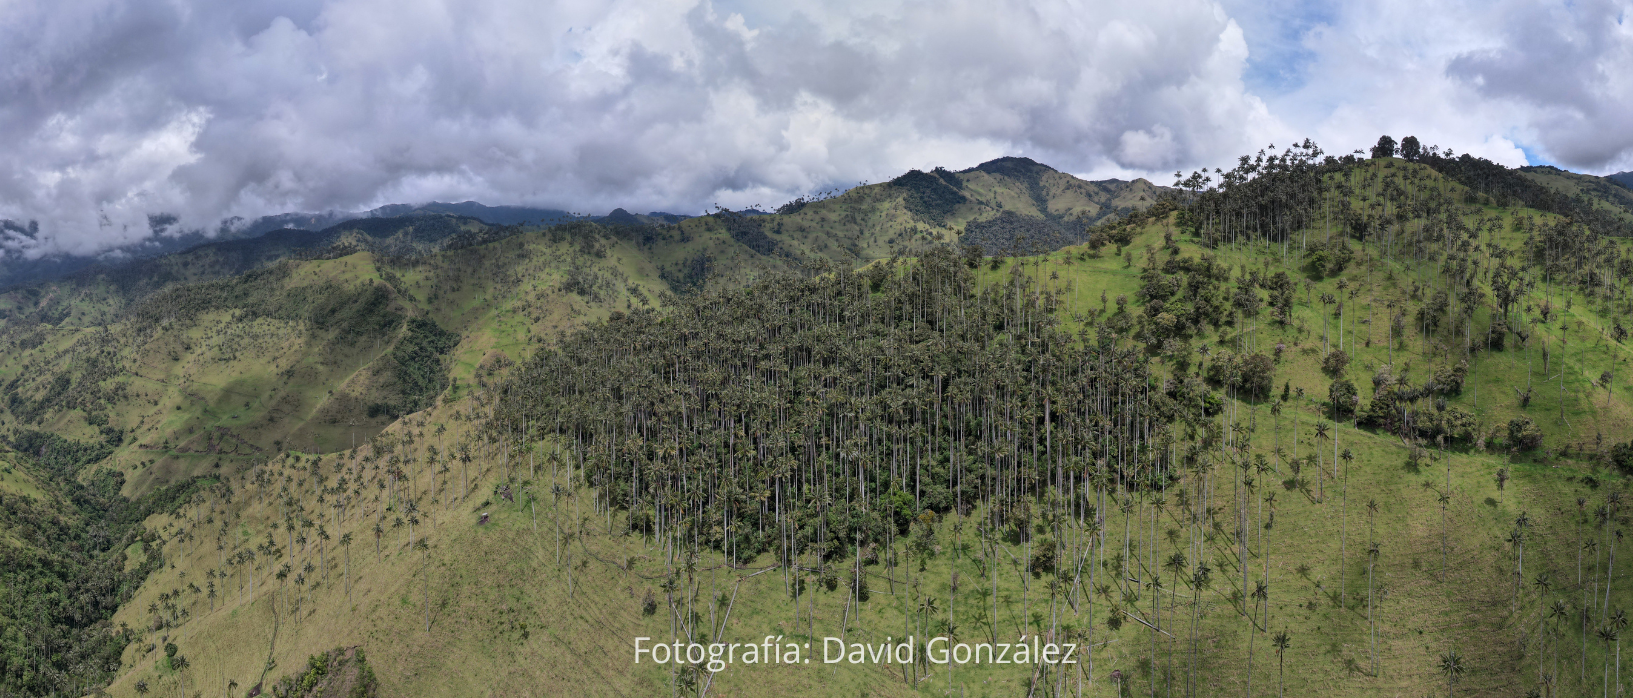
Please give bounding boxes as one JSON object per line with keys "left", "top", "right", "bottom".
{"left": 0, "top": 0, "right": 1280, "bottom": 260}
{"left": 1447, "top": 0, "right": 1633, "bottom": 170}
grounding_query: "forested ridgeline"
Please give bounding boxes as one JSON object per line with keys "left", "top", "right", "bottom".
{"left": 1180, "top": 137, "right": 1633, "bottom": 259}
{"left": 1175, "top": 139, "right": 1633, "bottom": 401}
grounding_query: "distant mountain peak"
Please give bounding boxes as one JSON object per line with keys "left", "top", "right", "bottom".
{"left": 601, "top": 208, "right": 640, "bottom": 225}
{"left": 965, "top": 156, "right": 1057, "bottom": 177}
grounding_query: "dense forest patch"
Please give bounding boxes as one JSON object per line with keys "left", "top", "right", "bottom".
{"left": 889, "top": 169, "right": 968, "bottom": 225}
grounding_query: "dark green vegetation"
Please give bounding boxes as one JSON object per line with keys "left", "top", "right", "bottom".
{"left": 0, "top": 439, "right": 214, "bottom": 696}
{"left": 368, "top": 317, "right": 459, "bottom": 419}
{"left": 890, "top": 168, "right": 969, "bottom": 225}
{"left": 504, "top": 245, "right": 1166, "bottom": 564}
{"left": 270, "top": 647, "right": 379, "bottom": 698}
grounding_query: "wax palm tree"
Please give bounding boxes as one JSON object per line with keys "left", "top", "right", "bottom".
{"left": 1271, "top": 400, "right": 1284, "bottom": 464}
{"left": 1547, "top": 598, "right": 1570, "bottom": 692}
{"left": 1436, "top": 487, "right": 1452, "bottom": 579}
{"left": 317, "top": 525, "right": 331, "bottom": 575}
{"left": 1368, "top": 541, "right": 1380, "bottom": 674}
{"left": 1534, "top": 573, "right": 1551, "bottom": 682}
{"left": 1272, "top": 630, "right": 1291, "bottom": 698}
{"left": 340, "top": 532, "right": 354, "bottom": 604}
{"left": 1599, "top": 625, "right": 1619, "bottom": 698}
{"left": 1293, "top": 388, "right": 1305, "bottom": 464}
{"left": 1247, "top": 580, "right": 1269, "bottom": 689}
{"left": 1163, "top": 551, "right": 1187, "bottom": 622}
{"left": 1512, "top": 512, "right": 1532, "bottom": 612}
{"left": 1320, "top": 292, "right": 1336, "bottom": 350}
{"left": 417, "top": 537, "right": 432, "bottom": 631}
{"left": 1613, "top": 609, "right": 1629, "bottom": 693}
{"left": 1340, "top": 447, "right": 1355, "bottom": 607}
{"left": 172, "top": 654, "right": 190, "bottom": 698}
{"left": 1313, "top": 422, "right": 1330, "bottom": 501}
{"left": 1439, "top": 648, "right": 1466, "bottom": 697}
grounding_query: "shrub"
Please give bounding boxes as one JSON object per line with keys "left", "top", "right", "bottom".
{"left": 1432, "top": 358, "right": 1469, "bottom": 395}
{"left": 1238, "top": 353, "right": 1275, "bottom": 400}
{"left": 1321, "top": 349, "right": 1350, "bottom": 377}
{"left": 1488, "top": 319, "right": 1508, "bottom": 351}
{"left": 1029, "top": 539, "right": 1057, "bottom": 577}
{"left": 1507, "top": 417, "right": 1544, "bottom": 451}
{"left": 1611, "top": 441, "right": 1633, "bottom": 476}
{"left": 1205, "top": 352, "right": 1238, "bottom": 387}
{"left": 1329, "top": 378, "right": 1358, "bottom": 418}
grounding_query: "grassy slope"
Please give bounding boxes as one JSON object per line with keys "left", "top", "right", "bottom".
{"left": 1521, "top": 166, "right": 1633, "bottom": 228}
{"left": 92, "top": 159, "right": 1633, "bottom": 698}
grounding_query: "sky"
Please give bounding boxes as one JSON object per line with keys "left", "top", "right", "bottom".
{"left": 2, "top": 0, "right": 1631, "bottom": 260}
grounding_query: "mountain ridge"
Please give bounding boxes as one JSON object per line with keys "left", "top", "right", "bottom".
{"left": 0, "top": 159, "right": 1163, "bottom": 290}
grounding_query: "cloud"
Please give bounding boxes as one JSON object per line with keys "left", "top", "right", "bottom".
{"left": 1223, "top": 0, "right": 1633, "bottom": 173}
{"left": 1445, "top": 0, "right": 1633, "bottom": 172}
{"left": 0, "top": 0, "right": 1282, "bottom": 259}
{"left": 8, "top": 0, "right": 1629, "bottom": 262}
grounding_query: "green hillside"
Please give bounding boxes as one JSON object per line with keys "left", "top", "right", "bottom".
{"left": 0, "top": 161, "right": 1164, "bottom": 499}
{"left": 13, "top": 145, "right": 1633, "bottom": 697}
{"left": 1519, "top": 166, "right": 1633, "bottom": 228}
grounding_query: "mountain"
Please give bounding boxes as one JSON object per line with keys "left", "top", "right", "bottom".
{"left": 0, "top": 160, "right": 1162, "bottom": 291}
{"left": 0, "top": 203, "right": 573, "bottom": 292}
{"left": 36, "top": 149, "right": 1633, "bottom": 696}
{"left": 1517, "top": 165, "right": 1633, "bottom": 228}
{"left": 0, "top": 161, "right": 1173, "bottom": 491}
{"left": 400, "top": 201, "right": 578, "bottom": 226}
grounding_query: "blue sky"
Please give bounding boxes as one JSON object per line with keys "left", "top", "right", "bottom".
{"left": 1, "top": 0, "right": 1630, "bottom": 259}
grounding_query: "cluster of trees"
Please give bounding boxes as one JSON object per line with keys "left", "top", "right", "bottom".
{"left": 0, "top": 441, "right": 213, "bottom": 696}
{"left": 889, "top": 169, "right": 969, "bottom": 226}
{"left": 1366, "top": 134, "right": 1633, "bottom": 239}
{"left": 961, "top": 211, "right": 1079, "bottom": 256}
{"left": 1174, "top": 139, "right": 1341, "bottom": 263}
{"left": 496, "top": 247, "right": 1191, "bottom": 555}
{"left": 487, "top": 246, "right": 1272, "bottom": 690}
{"left": 366, "top": 317, "right": 458, "bottom": 419}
